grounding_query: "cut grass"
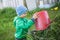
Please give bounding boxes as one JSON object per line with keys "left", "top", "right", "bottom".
{"left": 0, "top": 8, "right": 60, "bottom": 40}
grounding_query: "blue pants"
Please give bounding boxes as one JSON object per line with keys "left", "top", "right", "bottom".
{"left": 16, "top": 37, "right": 26, "bottom": 40}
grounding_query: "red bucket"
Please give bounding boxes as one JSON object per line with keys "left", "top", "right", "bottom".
{"left": 35, "top": 11, "right": 50, "bottom": 31}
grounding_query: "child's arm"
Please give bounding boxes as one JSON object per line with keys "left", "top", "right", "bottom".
{"left": 16, "top": 12, "right": 38, "bottom": 29}
{"left": 16, "top": 19, "right": 34, "bottom": 29}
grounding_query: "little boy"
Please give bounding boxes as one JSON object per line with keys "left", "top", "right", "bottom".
{"left": 13, "top": 5, "right": 37, "bottom": 40}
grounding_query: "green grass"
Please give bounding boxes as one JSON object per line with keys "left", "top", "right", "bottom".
{"left": 0, "top": 8, "right": 16, "bottom": 40}
{"left": 0, "top": 7, "right": 60, "bottom": 40}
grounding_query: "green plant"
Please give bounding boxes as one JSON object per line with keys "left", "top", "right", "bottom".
{"left": 0, "top": 7, "right": 60, "bottom": 40}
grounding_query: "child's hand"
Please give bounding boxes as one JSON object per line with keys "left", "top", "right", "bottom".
{"left": 32, "top": 12, "right": 38, "bottom": 19}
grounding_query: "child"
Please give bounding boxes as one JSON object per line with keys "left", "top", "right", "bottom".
{"left": 13, "top": 5, "right": 38, "bottom": 40}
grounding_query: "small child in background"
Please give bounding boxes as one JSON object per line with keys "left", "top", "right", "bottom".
{"left": 13, "top": 5, "right": 38, "bottom": 40}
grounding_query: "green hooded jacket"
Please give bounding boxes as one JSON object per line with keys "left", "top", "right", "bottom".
{"left": 13, "top": 16, "right": 34, "bottom": 39}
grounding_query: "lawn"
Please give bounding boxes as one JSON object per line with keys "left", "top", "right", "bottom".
{"left": 0, "top": 8, "right": 60, "bottom": 40}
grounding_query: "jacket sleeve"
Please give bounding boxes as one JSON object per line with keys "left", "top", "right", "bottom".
{"left": 16, "top": 19, "right": 34, "bottom": 29}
